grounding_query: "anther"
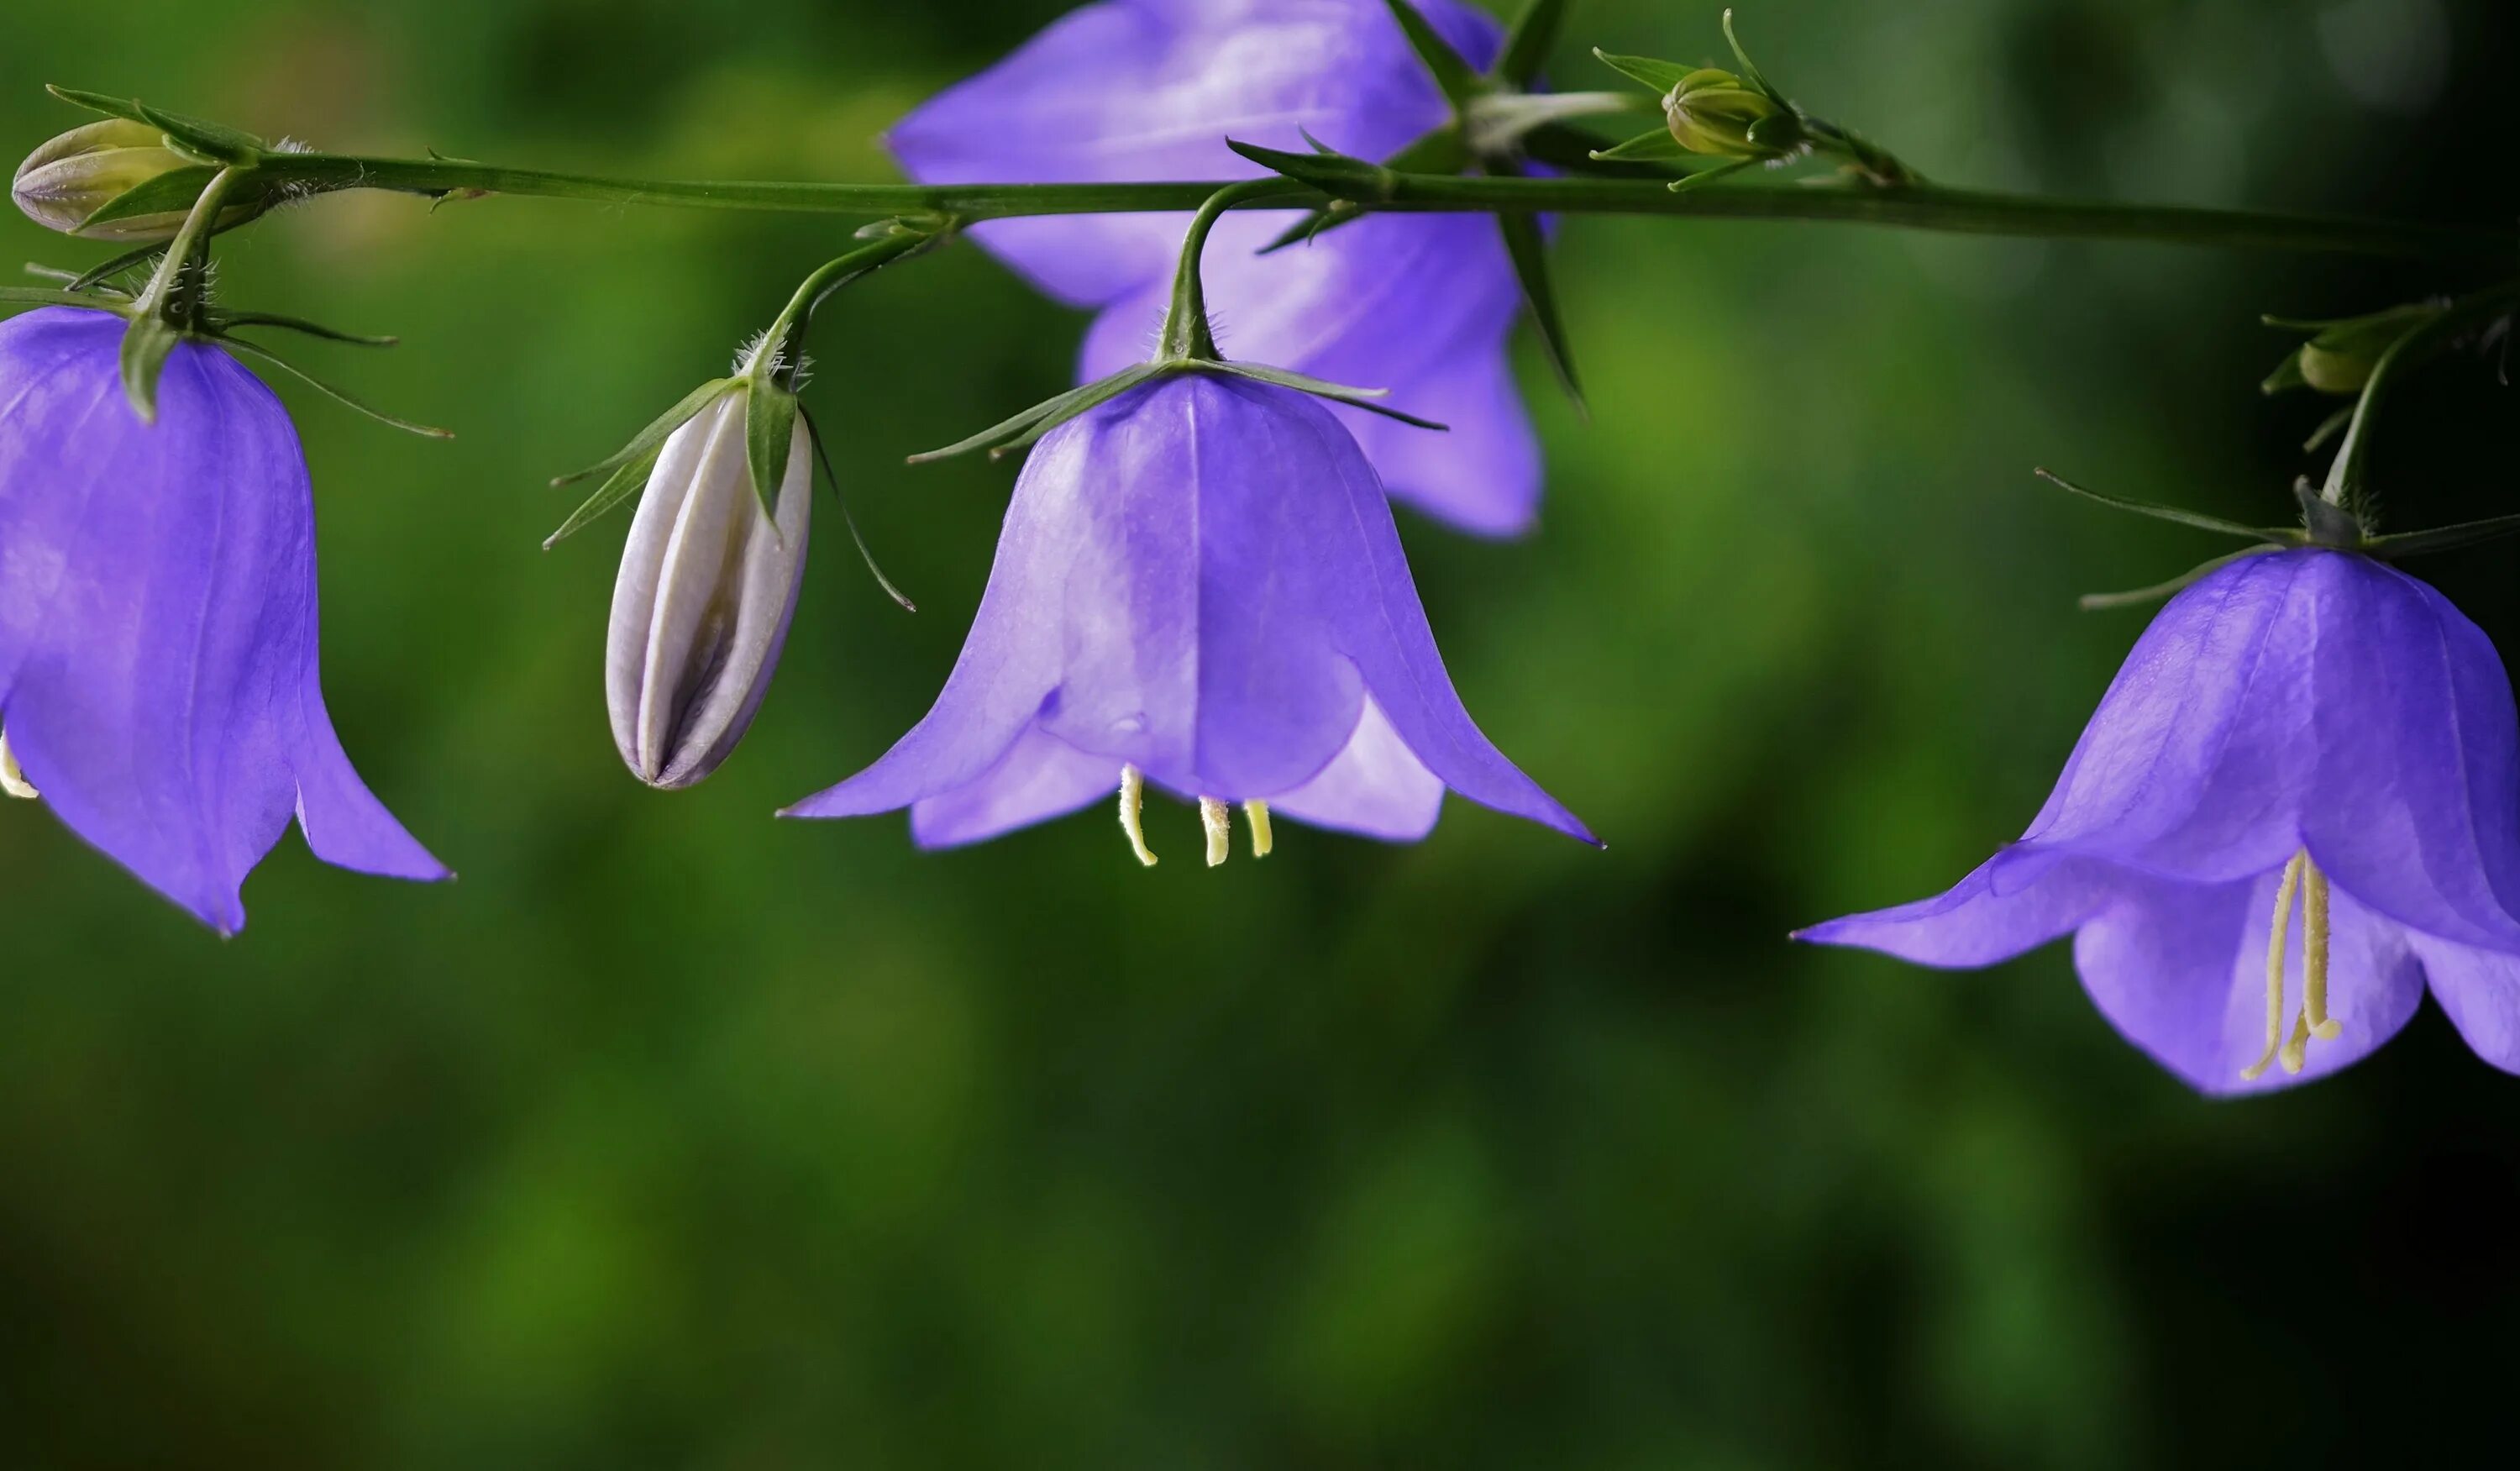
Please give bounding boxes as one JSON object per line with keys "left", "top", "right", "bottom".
{"left": 1200, "top": 797, "right": 1231, "bottom": 868}
{"left": 2242, "top": 852, "right": 2308, "bottom": 1082}
{"left": 1118, "top": 765, "right": 1157, "bottom": 867}
{"left": 0, "top": 729, "right": 36, "bottom": 801}
{"left": 1244, "top": 801, "right": 1273, "bottom": 859}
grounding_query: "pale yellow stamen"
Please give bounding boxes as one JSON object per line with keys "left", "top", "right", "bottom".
{"left": 2241, "top": 852, "right": 2307, "bottom": 1082}
{"left": 1200, "top": 797, "right": 1231, "bottom": 867}
{"left": 0, "top": 729, "right": 36, "bottom": 801}
{"left": 2303, "top": 864, "right": 2343, "bottom": 1042}
{"left": 1244, "top": 800, "right": 1273, "bottom": 859}
{"left": 1118, "top": 765, "right": 1157, "bottom": 867}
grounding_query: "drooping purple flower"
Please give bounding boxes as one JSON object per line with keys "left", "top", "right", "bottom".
{"left": 1800, "top": 548, "right": 2520, "bottom": 1093}
{"left": 0, "top": 307, "right": 445, "bottom": 933}
{"left": 785, "top": 371, "right": 1593, "bottom": 859}
{"left": 890, "top": 0, "right": 1543, "bottom": 538}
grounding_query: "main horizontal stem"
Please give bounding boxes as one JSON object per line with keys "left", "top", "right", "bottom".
{"left": 275, "top": 153, "right": 2512, "bottom": 260}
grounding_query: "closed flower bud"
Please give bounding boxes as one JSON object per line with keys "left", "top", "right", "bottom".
{"left": 1664, "top": 67, "right": 1799, "bottom": 159}
{"left": 12, "top": 119, "right": 253, "bottom": 241}
{"left": 606, "top": 386, "right": 813, "bottom": 790}
{"left": 2271, "top": 302, "right": 2441, "bottom": 396}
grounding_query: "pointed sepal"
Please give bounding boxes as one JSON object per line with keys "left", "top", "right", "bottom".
{"left": 1496, "top": 212, "right": 1583, "bottom": 412}
{"left": 1494, "top": 0, "right": 1571, "bottom": 88}
{"left": 544, "top": 444, "right": 662, "bottom": 550}
{"left": 908, "top": 364, "right": 1164, "bottom": 465}
{"left": 2034, "top": 467, "right": 2300, "bottom": 544}
{"left": 1592, "top": 49, "right": 1695, "bottom": 95}
{"left": 1380, "top": 0, "right": 1485, "bottom": 111}
{"left": 551, "top": 377, "right": 736, "bottom": 487}
{"left": 744, "top": 379, "right": 801, "bottom": 521}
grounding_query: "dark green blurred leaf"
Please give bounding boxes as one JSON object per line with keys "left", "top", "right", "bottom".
{"left": 1497, "top": 213, "right": 1583, "bottom": 412}
{"left": 1495, "top": 0, "right": 1570, "bottom": 87}
{"left": 1379, "top": 0, "right": 1484, "bottom": 110}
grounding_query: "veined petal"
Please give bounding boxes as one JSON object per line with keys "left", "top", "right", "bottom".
{"left": 1271, "top": 694, "right": 1446, "bottom": 841}
{"left": 908, "top": 722, "right": 1115, "bottom": 848}
{"left": 2405, "top": 932, "right": 2520, "bottom": 1074}
{"left": 2073, "top": 868, "right": 2423, "bottom": 1095}
{"left": 1795, "top": 854, "right": 2126, "bottom": 968}
{"left": 0, "top": 309, "right": 441, "bottom": 931}
{"left": 892, "top": 0, "right": 1500, "bottom": 307}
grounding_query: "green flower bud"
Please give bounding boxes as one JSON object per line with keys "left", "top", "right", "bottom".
{"left": 2270, "top": 302, "right": 2442, "bottom": 396}
{"left": 12, "top": 118, "right": 257, "bottom": 241}
{"left": 1664, "top": 67, "right": 1801, "bottom": 160}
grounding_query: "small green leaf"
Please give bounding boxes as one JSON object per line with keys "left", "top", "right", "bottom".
{"left": 1380, "top": 0, "right": 1484, "bottom": 110}
{"left": 0, "top": 286, "right": 132, "bottom": 315}
{"left": 1257, "top": 126, "right": 1468, "bottom": 255}
{"left": 1589, "top": 128, "right": 1689, "bottom": 163}
{"left": 68, "top": 243, "right": 165, "bottom": 295}
{"left": 2302, "top": 405, "right": 2355, "bottom": 454}
{"left": 1209, "top": 362, "right": 1449, "bottom": 431}
{"left": 744, "top": 380, "right": 800, "bottom": 519}
{"left": 543, "top": 443, "right": 661, "bottom": 550}
{"left": 208, "top": 311, "right": 396, "bottom": 346}
{"left": 551, "top": 377, "right": 734, "bottom": 486}
{"left": 1592, "top": 49, "right": 1694, "bottom": 95}
{"left": 1497, "top": 211, "right": 1583, "bottom": 413}
{"left": 801, "top": 405, "right": 916, "bottom": 613}
{"left": 2260, "top": 352, "right": 2308, "bottom": 396}
{"left": 118, "top": 313, "right": 179, "bottom": 421}
{"left": 1225, "top": 139, "right": 1385, "bottom": 202}
{"left": 1495, "top": 0, "right": 1571, "bottom": 87}
{"left": 2034, "top": 468, "right": 2293, "bottom": 543}
{"left": 1720, "top": 9, "right": 1783, "bottom": 101}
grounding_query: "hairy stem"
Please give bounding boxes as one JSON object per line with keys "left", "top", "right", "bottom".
{"left": 263, "top": 151, "right": 2513, "bottom": 260}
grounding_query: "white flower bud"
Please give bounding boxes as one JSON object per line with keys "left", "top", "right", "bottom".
{"left": 12, "top": 118, "right": 256, "bottom": 241}
{"left": 606, "top": 388, "right": 812, "bottom": 789}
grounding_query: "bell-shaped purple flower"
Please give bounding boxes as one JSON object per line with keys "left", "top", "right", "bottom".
{"left": 890, "top": 0, "right": 1542, "bottom": 538}
{"left": 785, "top": 371, "right": 1593, "bottom": 859}
{"left": 0, "top": 307, "right": 445, "bottom": 933}
{"left": 1800, "top": 548, "right": 2520, "bottom": 1093}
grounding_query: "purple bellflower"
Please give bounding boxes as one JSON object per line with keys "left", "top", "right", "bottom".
{"left": 1801, "top": 548, "right": 2520, "bottom": 1094}
{"left": 889, "top": 0, "right": 1545, "bottom": 538}
{"left": 0, "top": 307, "right": 445, "bottom": 933}
{"left": 784, "top": 370, "right": 1594, "bottom": 862}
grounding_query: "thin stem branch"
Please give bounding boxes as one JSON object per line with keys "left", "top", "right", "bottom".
{"left": 262, "top": 151, "right": 2514, "bottom": 260}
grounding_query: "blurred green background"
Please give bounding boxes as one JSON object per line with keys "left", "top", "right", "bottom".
{"left": 3, "top": 0, "right": 2514, "bottom": 1465}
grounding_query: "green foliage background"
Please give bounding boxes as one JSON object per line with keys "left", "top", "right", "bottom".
{"left": 2, "top": 1, "right": 2513, "bottom": 1464}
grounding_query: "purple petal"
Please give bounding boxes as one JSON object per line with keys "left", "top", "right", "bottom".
{"left": 1268, "top": 694, "right": 1445, "bottom": 841}
{"left": 0, "top": 308, "right": 442, "bottom": 932}
{"left": 1794, "top": 854, "right": 2126, "bottom": 968}
{"left": 908, "top": 722, "right": 1114, "bottom": 848}
{"left": 2405, "top": 933, "right": 2520, "bottom": 1074}
{"left": 892, "top": 0, "right": 1499, "bottom": 307}
{"left": 2072, "top": 868, "right": 2423, "bottom": 1095}
{"left": 790, "top": 372, "right": 1588, "bottom": 845}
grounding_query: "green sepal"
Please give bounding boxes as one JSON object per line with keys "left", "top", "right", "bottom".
{"left": 132, "top": 100, "right": 265, "bottom": 166}
{"left": 2078, "top": 548, "right": 2277, "bottom": 612}
{"left": 2034, "top": 468, "right": 2299, "bottom": 544}
{"left": 2361, "top": 512, "right": 2520, "bottom": 561}
{"left": 0, "top": 286, "right": 133, "bottom": 316}
{"left": 2260, "top": 353, "right": 2309, "bottom": 395}
{"left": 744, "top": 379, "right": 801, "bottom": 520}
{"left": 1494, "top": 0, "right": 1570, "bottom": 87}
{"left": 1720, "top": 10, "right": 1785, "bottom": 102}
{"left": 1592, "top": 49, "right": 1694, "bottom": 95}
{"left": 1380, "top": 0, "right": 1485, "bottom": 110}
{"left": 550, "top": 377, "right": 734, "bottom": 487}
{"left": 118, "top": 313, "right": 180, "bottom": 422}
{"left": 44, "top": 87, "right": 152, "bottom": 124}
{"left": 2292, "top": 477, "right": 2363, "bottom": 549}
{"left": 1207, "top": 361, "right": 1448, "bottom": 431}
{"left": 218, "top": 336, "right": 454, "bottom": 439}
{"left": 1669, "top": 158, "right": 1756, "bottom": 192}
{"left": 543, "top": 442, "right": 662, "bottom": 550}
{"left": 73, "top": 164, "right": 228, "bottom": 231}
{"left": 1589, "top": 128, "right": 1689, "bottom": 163}
{"left": 2302, "top": 405, "right": 2355, "bottom": 454}
{"left": 802, "top": 404, "right": 917, "bottom": 614}
{"left": 1496, "top": 210, "right": 1583, "bottom": 412}
{"left": 908, "top": 364, "right": 1163, "bottom": 465}
{"left": 206, "top": 310, "right": 396, "bottom": 347}
{"left": 68, "top": 243, "right": 165, "bottom": 295}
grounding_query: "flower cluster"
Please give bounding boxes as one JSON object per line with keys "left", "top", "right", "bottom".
{"left": 1, "top": 0, "right": 2512, "bottom": 1101}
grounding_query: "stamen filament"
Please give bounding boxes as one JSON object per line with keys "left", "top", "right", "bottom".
{"left": 1118, "top": 765, "right": 1157, "bottom": 867}
{"left": 1200, "top": 797, "right": 1231, "bottom": 867}
{"left": 1244, "top": 801, "right": 1273, "bottom": 859}
{"left": 0, "top": 729, "right": 35, "bottom": 801}
{"left": 2303, "top": 864, "right": 2342, "bottom": 1041}
{"left": 2242, "top": 853, "right": 2308, "bottom": 1081}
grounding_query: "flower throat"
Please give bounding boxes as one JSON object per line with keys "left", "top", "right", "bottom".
{"left": 2244, "top": 850, "right": 2344, "bottom": 1081}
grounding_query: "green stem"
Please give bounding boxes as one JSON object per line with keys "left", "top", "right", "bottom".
{"left": 1158, "top": 180, "right": 1307, "bottom": 360}
{"left": 262, "top": 151, "right": 2512, "bottom": 260}
{"left": 2321, "top": 281, "right": 2520, "bottom": 507}
{"left": 748, "top": 224, "right": 946, "bottom": 383}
